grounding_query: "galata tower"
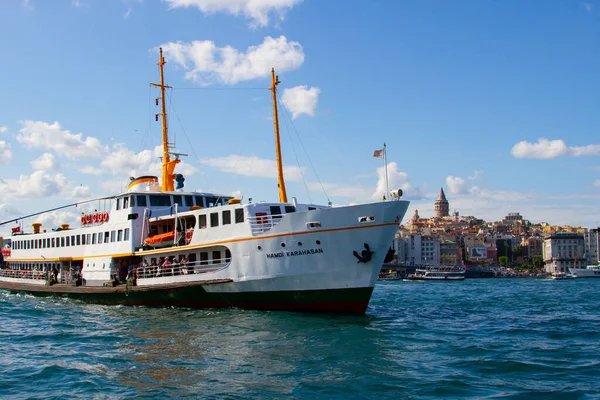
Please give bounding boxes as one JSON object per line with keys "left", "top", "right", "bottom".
{"left": 434, "top": 187, "right": 449, "bottom": 218}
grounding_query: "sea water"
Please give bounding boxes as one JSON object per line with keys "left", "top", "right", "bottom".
{"left": 1, "top": 279, "right": 599, "bottom": 399}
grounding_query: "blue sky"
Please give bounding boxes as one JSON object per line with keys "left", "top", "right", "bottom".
{"left": 1, "top": 0, "right": 600, "bottom": 235}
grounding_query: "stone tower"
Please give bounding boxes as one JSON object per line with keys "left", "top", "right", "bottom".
{"left": 434, "top": 187, "right": 449, "bottom": 218}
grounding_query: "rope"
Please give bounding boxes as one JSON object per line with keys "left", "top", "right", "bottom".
{"left": 277, "top": 99, "right": 330, "bottom": 204}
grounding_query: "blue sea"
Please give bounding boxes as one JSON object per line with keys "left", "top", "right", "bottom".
{"left": 1, "top": 279, "right": 599, "bottom": 399}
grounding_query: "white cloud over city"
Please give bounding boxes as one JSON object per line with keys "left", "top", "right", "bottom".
{"left": 159, "top": 36, "right": 304, "bottom": 85}
{"left": 511, "top": 138, "right": 600, "bottom": 159}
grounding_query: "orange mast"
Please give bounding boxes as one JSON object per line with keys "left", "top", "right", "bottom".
{"left": 151, "top": 48, "right": 180, "bottom": 192}
{"left": 269, "top": 68, "right": 288, "bottom": 203}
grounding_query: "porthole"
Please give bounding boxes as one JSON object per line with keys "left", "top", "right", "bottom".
{"left": 258, "top": 246, "right": 262, "bottom": 250}
{"left": 281, "top": 243, "right": 286, "bottom": 247}
{"left": 298, "top": 242, "right": 303, "bottom": 246}
{"left": 316, "top": 240, "right": 321, "bottom": 245}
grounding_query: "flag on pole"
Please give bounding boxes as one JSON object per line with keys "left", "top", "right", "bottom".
{"left": 373, "top": 149, "right": 383, "bottom": 158}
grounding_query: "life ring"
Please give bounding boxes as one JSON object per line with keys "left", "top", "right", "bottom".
{"left": 86, "top": 214, "right": 92, "bottom": 224}
{"left": 92, "top": 213, "right": 98, "bottom": 223}
{"left": 185, "top": 230, "right": 193, "bottom": 243}
{"left": 81, "top": 216, "right": 86, "bottom": 225}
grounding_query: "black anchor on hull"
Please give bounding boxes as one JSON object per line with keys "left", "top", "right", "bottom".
{"left": 353, "top": 243, "right": 373, "bottom": 263}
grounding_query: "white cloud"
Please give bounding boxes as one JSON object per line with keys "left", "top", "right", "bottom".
{"left": 165, "top": 0, "right": 302, "bottom": 27}
{"left": 511, "top": 138, "right": 600, "bottom": 159}
{"left": 100, "top": 144, "right": 196, "bottom": 178}
{"left": 468, "top": 169, "right": 483, "bottom": 180}
{"left": 71, "top": 185, "right": 91, "bottom": 198}
{"left": 372, "top": 162, "right": 418, "bottom": 200}
{"left": 0, "top": 171, "right": 68, "bottom": 199}
{"left": 124, "top": 7, "right": 132, "bottom": 18}
{"left": 35, "top": 210, "right": 81, "bottom": 232}
{"left": 593, "top": 179, "right": 600, "bottom": 188}
{"left": 17, "top": 120, "right": 108, "bottom": 160}
{"left": 231, "top": 190, "right": 243, "bottom": 198}
{"left": 31, "top": 153, "right": 59, "bottom": 171}
{"left": 0, "top": 126, "right": 7, "bottom": 133}
{"left": 446, "top": 175, "right": 468, "bottom": 195}
{"left": 160, "top": 36, "right": 304, "bottom": 84}
{"left": 0, "top": 141, "right": 12, "bottom": 165}
{"left": 199, "top": 154, "right": 304, "bottom": 180}
{"left": 281, "top": 85, "right": 320, "bottom": 119}
{"left": 79, "top": 165, "right": 104, "bottom": 176}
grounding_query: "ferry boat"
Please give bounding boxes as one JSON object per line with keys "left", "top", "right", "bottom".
{"left": 569, "top": 265, "right": 600, "bottom": 278}
{"left": 406, "top": 265, "right": 465, "bottom": 281}
{"left": 0, "top": 49, "right": 410, "bottom": 314}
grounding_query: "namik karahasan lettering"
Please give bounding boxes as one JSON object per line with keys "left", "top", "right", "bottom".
{"left": 266, "top": 248, "right": 324, "bottom": 259}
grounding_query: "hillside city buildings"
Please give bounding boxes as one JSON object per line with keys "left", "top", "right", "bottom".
{"left": 392, "top": 187, "right": 599, "bottom": 273}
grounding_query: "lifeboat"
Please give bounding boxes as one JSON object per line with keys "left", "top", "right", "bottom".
{"left": 143, "top": 231, "right": 176, "bottom": 248}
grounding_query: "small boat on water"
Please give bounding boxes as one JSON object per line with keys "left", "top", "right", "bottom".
{"left": 551, "top": 272, "right": 576, "bottom": 280}
{"left": 569, "top": 265, "right": 600, "bottom": 278}
{"left": 406, "top": 265, "right": 465, "bottom": 281}
{"left": 0, "top": 49, "right": 410, "bottom": 314}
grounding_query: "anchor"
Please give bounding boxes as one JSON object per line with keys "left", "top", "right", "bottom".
{"left": 353, "top": 243, "right": 373, "bottom": 263}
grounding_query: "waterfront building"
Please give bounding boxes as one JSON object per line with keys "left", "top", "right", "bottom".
{"left": 584, "top": 228, "right": 599, "bottom": 265}
{"left": 543, "top": 232, "right": 586, "bottom": 273}
{"left": 440, "top": 240, "right": 459, "bottom": 265}
{"left": 434, "top": 187, "right": 449, "bottom": 219}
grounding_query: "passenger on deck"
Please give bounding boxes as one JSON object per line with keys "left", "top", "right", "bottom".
{"left": 172, "top": 257, "right": 180, "bottom": 275}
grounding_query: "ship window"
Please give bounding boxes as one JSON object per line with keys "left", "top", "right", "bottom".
{"left": 130, "top": 196, "right": 136, "bottom": 207}
{"left": 184, "top": 196, "right": 194, "bottom": 207}
{"left": 86, "top": 234, "right": 91, "bottom": 244}
{"left": 61, "top": 237, "right": 65, "bottom": 247}
{"left": 173, "top": 195, "right": 183, "bottom": 207}
{"left": 285, "top": 206, "right": 296, "bottom": 213}
{"left": 195, "top": 196, "right": 205, "bottom": 207}
{"left": 199, "top": 215, "right": 207, "bottom": 229}
{"left": 235, "top": 209, "right": 244, "bottom": 223}
{"left": 212, "top": 251, "right": 221, "bottom": 264}
{"left": 270, "top": 206, "right": 282, "bottom": 219}
{"left": 34, "top": 240, "right": 37, "bottom": 249}
{"left": 109, "top": 231, "right": 114, "bottom": 243}
{"left": 225, "top": 249, "right": 231, "bottom": 262}
{"left": 77, "top": 235, "right": 81, "bottom": 246}
{"left": 222, "top": 210, "right": 231, "bottom": 225}
{"left": 98, "top": 232, "right": 103, "bottom": 244}
{"left": 206, "top": 197, "right": 218, "bottom": 208}
{"left": 124, "top": 228, "right": 130, "bottom": 241}
{"left": 117, "top": 230, "right": 123, "bottom": 241}
{"left": 82, "top": 235, "right": 86, "bottom": 245}
{"left": 149, "top": 195, "right": 171, "bottom": 207}
{"left": 71, "top": 236, "right": 75, "bottom": 246}
{"left": 210, "top": 213, "right": 219, "bottom": 227}
{"left": 137, "top": 195, "right": 147, "bottom": 207}
{"left": 65, "top": 237, "right": 70, "bottom": 247}
{"left": 200, "top": 252, "right": 208, "bottom": 265}
{"left": 308, "top": 207, "right": 316, "bottom": 211}
{"left": 52, "top": 238, "right": 55, "bottom": 248}
{"left": 123, "top": 197, "right": 129, "bottom": 209}
{"left": 116, "top": 198, "right": 121, "bottom": 210}
{"left": 92, "top": 234, "right": 96, "bottom": 245}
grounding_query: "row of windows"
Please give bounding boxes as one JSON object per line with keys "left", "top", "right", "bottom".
{"left": 13, "top": 229, "right": 131, "bottom": 250}
{"left": 116, "top": 194, "right": 230, "bottom": 210}
{"left": 198, "top": 209, "right": 245, "bottom": 228}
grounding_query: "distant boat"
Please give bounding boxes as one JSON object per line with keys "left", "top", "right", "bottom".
{"left": 569, "top": 265, "right": 600, "bottom": 278}
{"left": 550, "top": 272, "right": 576, "bottom": 280}
{"left": 406, "top": 265, "right": 465, "bottom": 281}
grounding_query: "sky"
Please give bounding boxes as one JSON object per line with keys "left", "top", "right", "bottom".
{"left": 1, "top": 0, "right": 600, "bottom": 237}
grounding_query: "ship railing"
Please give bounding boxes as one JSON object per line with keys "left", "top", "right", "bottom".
{"left": 247, "top": 213, "right": 284, "bottom": 235}
{"left": 134, "top": 260, "right": 230, "bottom": 279}
{"left": 0, "top": 269, "right": 48, "bottom": 281}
